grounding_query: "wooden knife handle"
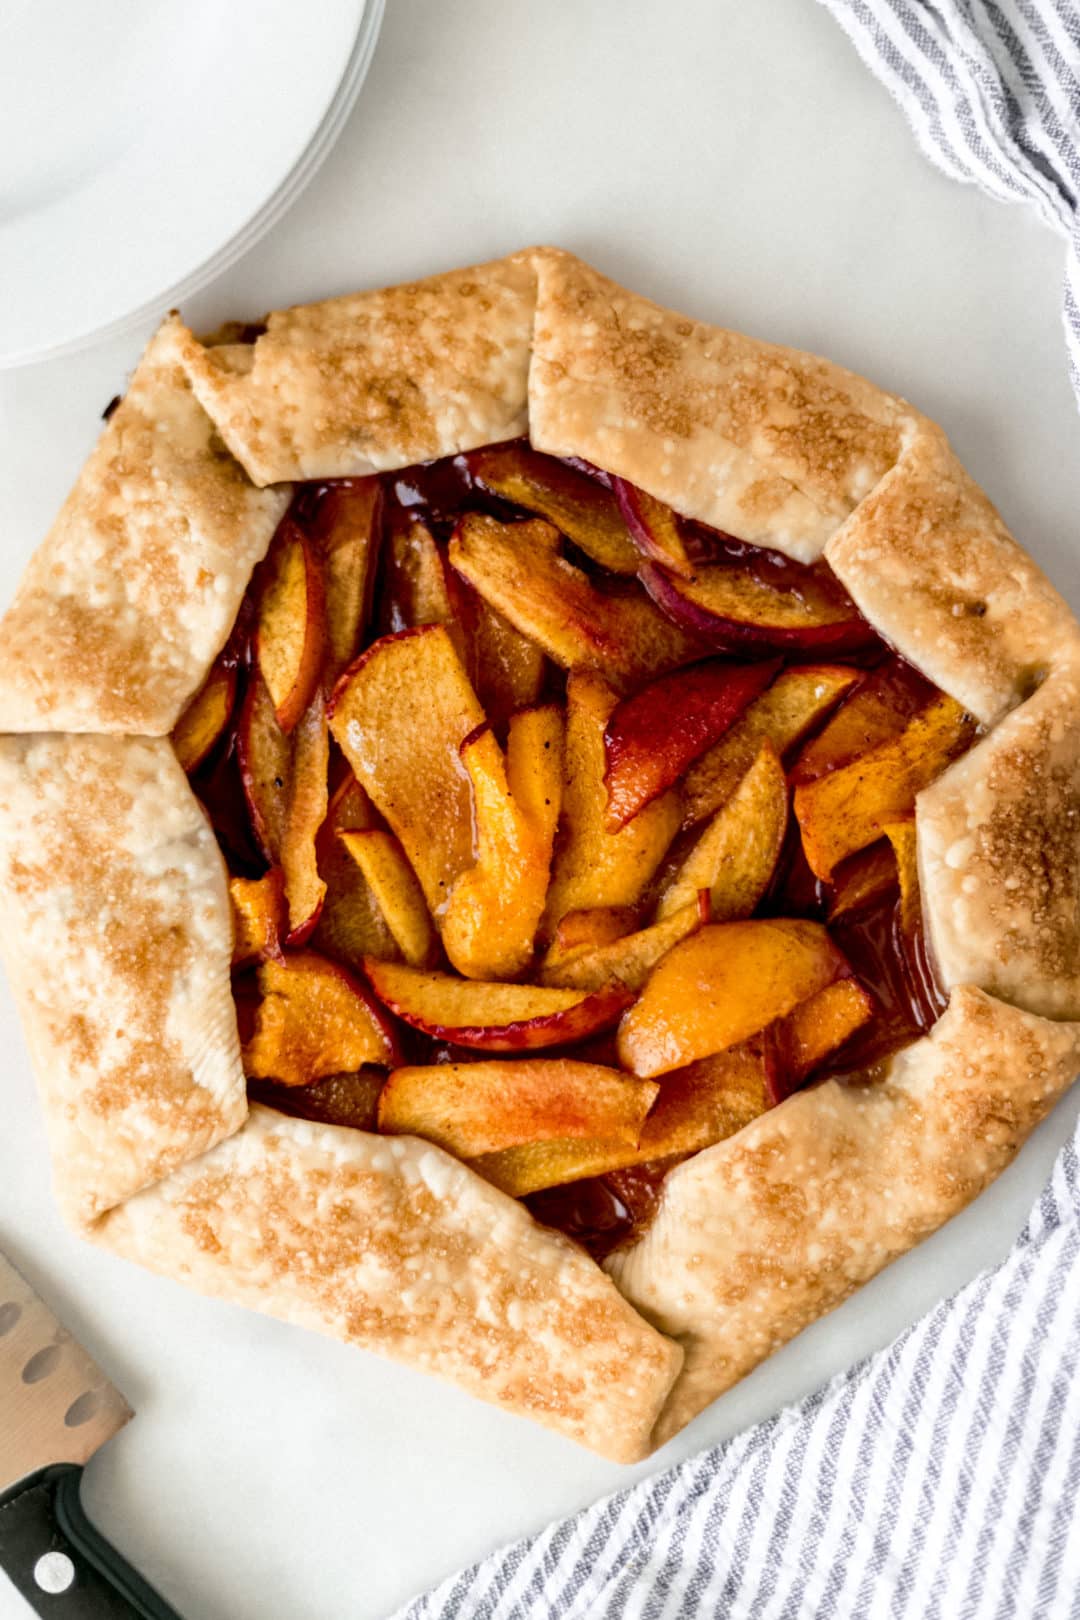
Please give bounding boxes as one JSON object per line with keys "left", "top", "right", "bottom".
{"left": 0, "top": 1465, "right": 182, "bottom": 1618}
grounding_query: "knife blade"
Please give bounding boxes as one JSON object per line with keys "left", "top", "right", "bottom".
{"left": 0, "top": 1247, "right": 183, "bottom": 1618}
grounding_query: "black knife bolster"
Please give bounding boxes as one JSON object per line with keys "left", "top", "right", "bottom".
{"left": 0, "top": 1465, "right": 181, "bottom": 1618}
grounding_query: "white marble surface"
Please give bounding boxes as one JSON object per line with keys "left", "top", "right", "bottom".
{"left": 2, "top": 3, "right": 1079, "bottom": 1617}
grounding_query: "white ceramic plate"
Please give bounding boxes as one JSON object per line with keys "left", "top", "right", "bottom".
{"left": 0, "top": 0, "right": 383, "bottom": 368}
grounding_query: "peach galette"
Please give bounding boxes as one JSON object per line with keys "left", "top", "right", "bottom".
{"left": 0, "top": 249, "right": 1077, "bottom": 1462}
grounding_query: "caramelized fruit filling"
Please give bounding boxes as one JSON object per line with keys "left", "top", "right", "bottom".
{"left": 177, "top": 442, "right": 976, "bottom": 1262}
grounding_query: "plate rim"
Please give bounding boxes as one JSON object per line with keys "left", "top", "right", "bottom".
{"left": 0, "top": 0, "right": 385, "bottom": 371}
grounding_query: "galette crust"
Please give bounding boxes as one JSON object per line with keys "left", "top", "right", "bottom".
{"left": 917, "top": 658, "right": 1080, "bottom": 1021}
{"left": 0, "top": 323, "right": 289, "bottom": 736}
{"left": 2, "top": 247, "right": 1078, "bottom": 1458}
{"left": 94, "top": 1105, "right": 683, "bottom": 1463}
{"left": 527, "top": 249, "right": 925, "bottom": 562}
{"left": 174, "top": 254, "right": 540, "bottom": 485}
{"left": 825, "top": 427, "right": 1080, "bottom": 726}
{"left": 0, "top": 733, "right": 246, "bottom": 1226}
{"left": 608, "top": 988, "right": 1080, "bottom": 1446}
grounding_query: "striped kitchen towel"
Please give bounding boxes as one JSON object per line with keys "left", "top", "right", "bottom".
{"left": 820, "top": 0, "right": 1080, "bottom": 401}
{"left": 396, "top": 6, "right": 1080, "bottom": 1617}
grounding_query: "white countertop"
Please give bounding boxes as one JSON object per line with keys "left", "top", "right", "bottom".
{"left": 2, "top": 3, "right": 1079, "bottom": 1617}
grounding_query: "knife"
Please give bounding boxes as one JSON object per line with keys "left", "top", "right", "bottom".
{"left": 0, "top": 1248, "right": 182, "bottom": 1618}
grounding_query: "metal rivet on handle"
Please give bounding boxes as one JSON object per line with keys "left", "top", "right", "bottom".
{"left": 34, "top": 1552, "right": 75, "bottom": 1594}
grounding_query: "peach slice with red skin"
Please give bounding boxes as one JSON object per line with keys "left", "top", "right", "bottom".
{"left": 448, "top": 513, "right": 706, "bottom": 693}
{"left": 765, "top": 978, "right": 876, "bottom": 1101}
{"left": 236, "top": 670, "right": 330, "bottom": 943}
{"left": 339, "top": 829, "right": 438, "bottom": 968}
{"left": 468, "top": 442, "right": 640, "bottom": 575}
{"left": 473, "top": 1042, "right": 772, "bottom": 1197}
{"left": 255, "top": 520, "right": 328, "bottom": 733}
{"left": 172, "top": 655, "right": 238, "bottom": 774}
{"left": 602, "top": 658, "right": 780, "bottom": 831}
{"left": 540, "top": 896, "right": 708, "bottom": 992}
{"left": 278, "top": 692, "right": 329, "bottom": 945}
{"left": 443, "top": 707, "right": 564, "bottom": 980}
{"left": 243, "top": 951, "right": 401, "bottom": 1085}
{"left": 328, "top": 624, "right": 485, "bottom": 920}
{"left": 306, "top": 478, "right": 383, "bottom": 683}
{"left": 790, "top": 661, "right": 935, "bottom": 785}
{"left": 543, "top": 670, "right": 681, "bottom": 932}
{"left": 236, "top": 669, "right": 294, "bottom": 864}
{"left": 613, "top": 480, "right": 697, "bottom": 579}
{"left": 793, "top": 693, "right": 976, "bottom": 880}
{"left": 617, "top": 918, "right": 849, "bottom": 1077}
{"left": 229, "top": 870, "right": 286, "bottom": 967}
{"left": 312, "top": 776, "right": 399, "bottom": 969}
{"left": 377, "top": 1059, "right": 658, "bottom": 1159}
{"left": 681, "top": 663, "right": 858, "bottom": 828}
{"left": 657, "top": 741, "right": 788, "bottom": 921}
{"left": 362, "top": 958, "right": 634, "bottom": 1051}
{"left": 640, "top": 558, "right": 877, "bottom": 656}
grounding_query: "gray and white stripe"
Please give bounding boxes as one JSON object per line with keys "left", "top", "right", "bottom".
{"left": 397, "top": 7, "right": 1080, "bottom": 1615}
{"left": 819, "top": 0, "right": 1080, "bottom": 397}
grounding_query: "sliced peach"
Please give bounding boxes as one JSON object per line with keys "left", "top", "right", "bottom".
{"left": 657, "top": 741, "right": 788, "bottom": 922}
{"left": 641, "top": 558, "right": 876, "bottom": 655}
{"left": 229, "top": 869, "right": 286, "bottom": 967}
{"left": 328, "top": 625, "right": 485, "bottom": 919}
{"left": 249, "top": 1067, "right": 385, "bottom": 1132}
{"left": 339, "top": 829, "right": 438, "bottom": 968}
{"left": 883, "top": 818, "right": 920, "bottom": 939}
{"left": 547, "top": 907, "right": 640, "bottom": 960}
{"left": 442, "top": 712, "right": 563, "bottom": 980}
{"left": 790, "top": 661, "right": 935, "bottom": 785}
{"left": 539, "top": 895, "right": 707, "bottom": 992}
{"left": 765, "top": 978, "right": 876, "bottom": 1100}
{"left": 255, "top": 521, "right": 327, "bottom": 733}
{"left": 617, "top": 918, "right": 848, "bottom": 1077}
{"left": 308, "top": 478, "right": 383, "bottom": 682}
{"left": 172, "top": 656, "right": 238, "bottom": 774}
{"left": 468, "top": 587, "right": 548, "bottom": 732}
{"left": 312, "top": 776, "right": 399, "bottom": 968}
{"left": 472, "top": 1136, "right": 653, "bottom": 1198}
{"left": 243, "top": 951, "right": 401, "bottom": 1085}
{"left": 474, "top": 1043, "right": 770, "bottom": 1197}
{"left": 362, "top": 958, "right": 633, "bottom": 1051}
{"left": 827, "top": 841, "right": 898, "bottom": 923}
{"left": 448, "top": 513, "right": 705, "bottom": 692}
{"left": 682, "top": 663, "right": 858, "bottom": 827}
{"left": 793, "top": 693, "right": 975, "bottom": 880}
{"left": 634, "top": 1042, "right": 772, "bottom": 1162}
{"left": 505, "top": 704, "right": 564, "bottom": 841}
{"left": 613, "top": 480, "right": 696, "bottom": 579}
{"left": 236, "top": 670, "right": 293, "bottom": 863}
{"left": 377, "top": 1059, "right": 658, "bottom": 1158}
{"left": 379, "top": 514, "right": 463, "bottom": 647}
{"left": 543, "top": 671, "right": 681, "bottom": 931}
{"left": 469, "top": 442, "right": 640, "bottom": 574}
{"left": 603, "top": 658, "right": 779, "bottom": 831}
{"left": 279, "top": 692, "right": 329, "bottom": 945}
